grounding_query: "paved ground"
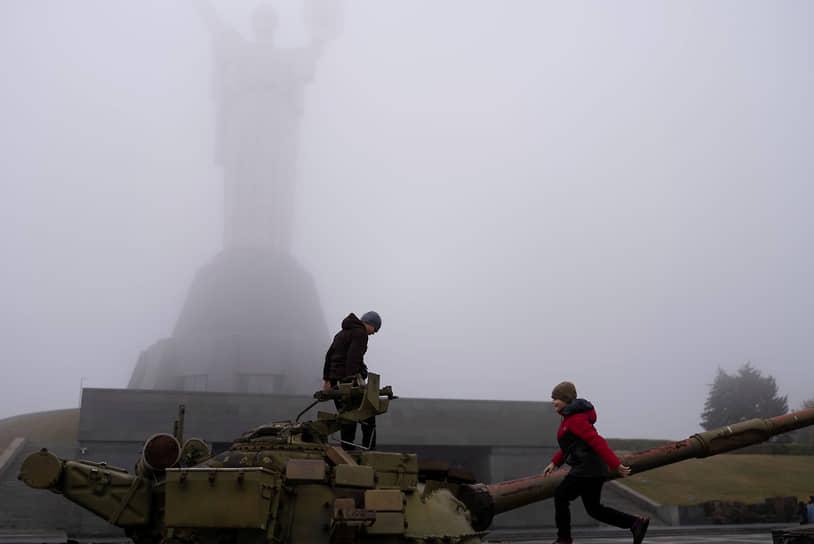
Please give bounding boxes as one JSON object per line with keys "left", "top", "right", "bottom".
{"left": 486, "top": 523, "right": 788, "bottom": 543}
{"left": 0, "top": 525, "right": 800, "bottom": 544}
{"left": 533, "top": 537, "right": 768, "bottom": 543}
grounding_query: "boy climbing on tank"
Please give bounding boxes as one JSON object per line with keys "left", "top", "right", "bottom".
{"left": 322, "top": 310, "right": 382, "bottom": 450}
{"left": 543, "top": 381, "right": 650, "bottom": 544}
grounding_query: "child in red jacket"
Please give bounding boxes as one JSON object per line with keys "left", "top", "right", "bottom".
{"left": 543, "top": 381, "right": 649, "bottom": 544}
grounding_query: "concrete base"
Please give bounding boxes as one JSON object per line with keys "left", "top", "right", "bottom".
{"left": 128, "top": 248, "right": 328, "bottom": 394}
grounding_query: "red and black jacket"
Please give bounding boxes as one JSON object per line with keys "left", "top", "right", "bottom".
{"left": 551, "top": 398, "right": 620, "bottom": 478}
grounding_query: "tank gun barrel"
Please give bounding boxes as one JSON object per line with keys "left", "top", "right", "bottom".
{"left": 485, "top": 407, "right": 814, "bottom": 516}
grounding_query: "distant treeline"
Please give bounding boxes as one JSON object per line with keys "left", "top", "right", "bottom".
{"left": 730, "top": 442, "right": 814, "bottom": 455}
{"left": 606, "top": 438, "right": 672, "bottom": 452}
{"left": 607, "top": 438, "right": 814, "bottom": 455}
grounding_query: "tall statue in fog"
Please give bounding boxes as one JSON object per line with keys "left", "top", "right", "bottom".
{"left": 128, "top": 2, "right": 337, "bottom": 394}
{"left": 196, "top": 1, "right": 342, "bottom": 251}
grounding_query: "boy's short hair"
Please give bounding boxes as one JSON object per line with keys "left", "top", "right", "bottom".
{"left": 551, "top": 381, "right": 577, "bottom": 404}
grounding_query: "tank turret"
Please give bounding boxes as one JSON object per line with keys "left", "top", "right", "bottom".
{"left": 18, "top": 374, "right": 814, "bottom": 543}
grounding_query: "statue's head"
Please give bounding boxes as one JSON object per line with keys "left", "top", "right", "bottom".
{"left": 251, "top": 4, "right": 278, "bottom": 43}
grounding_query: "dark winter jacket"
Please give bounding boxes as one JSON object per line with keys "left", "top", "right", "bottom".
{"left": 550, "top": 398, "right": 620, "bottom": 478}
{"left": 323, "top": 313, "right": 369, "bottom": 381}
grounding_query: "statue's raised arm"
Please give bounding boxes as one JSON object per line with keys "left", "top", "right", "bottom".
{"left": 192, "top": 0, "right": 233, "bottom": 38}
{"left": 303, "top": 0, "right": 343, "bottom": 64}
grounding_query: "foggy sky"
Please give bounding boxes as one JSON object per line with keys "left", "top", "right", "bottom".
{"left": 1, "top": 0, "right": 812, "bottom": 439}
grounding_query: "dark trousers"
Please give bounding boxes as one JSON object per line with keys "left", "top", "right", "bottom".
{"left": 554, "top": 474, "right": 635, "bottom": 540}
{"left": 339, "top": 416, "right": 376, "bottom": 450}
{"left": 330, "top": 379, "right": 376, "bottom": 451}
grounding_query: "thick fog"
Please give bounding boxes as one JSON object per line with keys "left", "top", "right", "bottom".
{"left": 1, "top": 1, "right": 812, "bottom": 439}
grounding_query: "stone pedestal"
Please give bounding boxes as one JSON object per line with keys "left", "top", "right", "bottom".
{"left": 129, "top": 248, "right": 327, "bottom": 394}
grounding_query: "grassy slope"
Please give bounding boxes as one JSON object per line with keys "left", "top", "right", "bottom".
{"left": 0, "top": 408, "right": 79, "bottom": 452}
{"left": 618, "top": 454, "right": 814, "bottom": 505}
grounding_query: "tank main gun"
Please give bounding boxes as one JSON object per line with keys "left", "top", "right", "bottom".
{"left": 480, "top": 407, "right": 814, "bottom": 523}
{"left": 16, "top": 375, "right": 814, "bottom": 543}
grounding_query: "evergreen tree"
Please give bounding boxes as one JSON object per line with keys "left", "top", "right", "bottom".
{"left": 700, "top": 362, "right": 788, "bottom": 430}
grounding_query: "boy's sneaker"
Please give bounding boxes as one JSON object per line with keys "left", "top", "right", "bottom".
{"left": 552, "top": 539, "right": 573, "bottom": 544}
{"left": 631, "top": 516, "right": 649, "bottom": 544}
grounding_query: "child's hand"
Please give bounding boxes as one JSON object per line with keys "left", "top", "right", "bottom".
{"left": 615, "top": 464, "right": 632, "bottom": 477}
{"left": 543, "top": 463, "right": 555, "bottom": 477}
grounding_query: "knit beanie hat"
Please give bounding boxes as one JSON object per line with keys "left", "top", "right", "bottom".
{"left": 551, "top": 381, "right": 577, "bottom": 404}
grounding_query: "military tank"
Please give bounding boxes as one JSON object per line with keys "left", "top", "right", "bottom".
{"left": 18, "top": 374, "right": 814, "bottom": 543}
